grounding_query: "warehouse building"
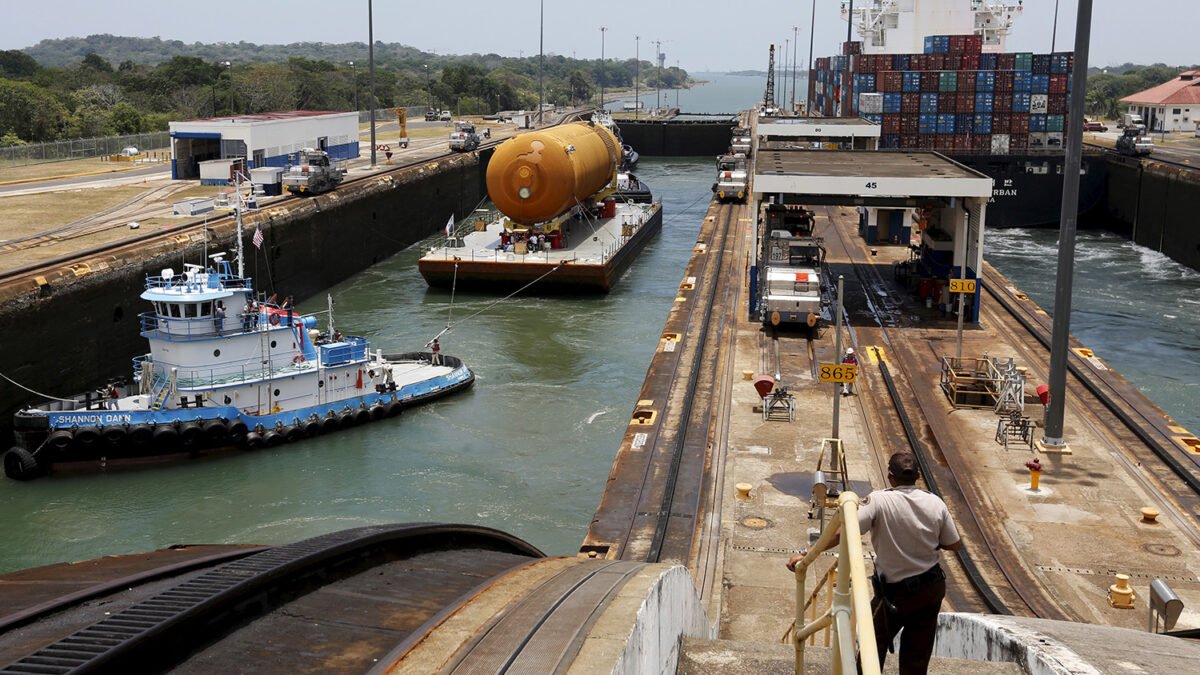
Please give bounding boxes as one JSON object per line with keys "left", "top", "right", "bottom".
{"left": 168, "top": 111, "right": 359, "bottom": 180}
{"left": 1121, "top": 71, "right": 1200, "bottom": 133}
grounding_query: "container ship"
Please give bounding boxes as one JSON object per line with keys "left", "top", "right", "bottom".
{"left": 807, "top": 0, "right": 1107, "bottom": 228}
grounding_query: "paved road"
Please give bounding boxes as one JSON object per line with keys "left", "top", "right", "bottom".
{"left": 0, "top": 164, "right": 171, "bottom": 197}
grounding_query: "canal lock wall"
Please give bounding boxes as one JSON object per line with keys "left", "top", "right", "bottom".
{"left": 1102, "top": 154, "right": 1200, "bottom": 272}
{"left": 0, "top": 152, "right": 489, "bottom": 442}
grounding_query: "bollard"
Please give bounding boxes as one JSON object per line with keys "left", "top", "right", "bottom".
{"left": 735, "top": 483, "right": 753, "bottom": 500}
{"left": 1109, "top": 574, "right": 1136, "bottom": 608}
{"left": 1025, "top": 458, "right": 1042, "bottom": 490}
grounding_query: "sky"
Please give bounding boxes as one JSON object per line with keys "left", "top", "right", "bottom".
{"left": 0, "top": 1, "right": 1193, "bottom": 72}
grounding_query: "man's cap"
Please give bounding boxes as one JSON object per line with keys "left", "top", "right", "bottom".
{"left": 887, "top": 452, "right": 919, "bottom": 481}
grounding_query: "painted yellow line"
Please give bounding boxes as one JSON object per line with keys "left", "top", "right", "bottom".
{"left": 865, "top": 346, "right": 887, "bottom": 364}
{"left": 0, "top": 164, "right": 154, "bottom": 186}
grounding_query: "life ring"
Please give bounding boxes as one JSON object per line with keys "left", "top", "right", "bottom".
{"left": 269, "top": 314, "right": 280, "bottom": 326}
{"left": 3, "top": 447, "right": 40, "bottom": 481}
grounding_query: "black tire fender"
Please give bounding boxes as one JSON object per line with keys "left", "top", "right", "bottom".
{"left": 4, "top": 447, "right": 41, "bottom": 480}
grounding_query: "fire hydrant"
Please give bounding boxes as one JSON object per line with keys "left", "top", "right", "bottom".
{"left": 1025, "top": 458, "right": 1043, "bottom": 491}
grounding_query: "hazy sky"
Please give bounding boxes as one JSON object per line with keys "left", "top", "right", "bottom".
{"left": 0, "top": 1, "right": 1191, "bottom": 72}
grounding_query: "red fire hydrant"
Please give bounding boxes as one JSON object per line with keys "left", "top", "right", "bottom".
{"left": 1026, "top": 457, "right": 1043, "bottom": 491}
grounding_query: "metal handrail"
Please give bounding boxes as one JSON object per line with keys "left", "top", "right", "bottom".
{"left": 792, "top": 491, "right": 879, "bottom": 675}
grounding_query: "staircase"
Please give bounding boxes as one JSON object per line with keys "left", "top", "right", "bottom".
{"left": 148, "top": 373, "right": 171, "bottom": 410}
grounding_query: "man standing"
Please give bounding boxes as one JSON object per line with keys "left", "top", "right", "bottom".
{"left": 841, "top": 347, "right": 858, "bottom": 396}
{"left": 214, "top": 302, "right": 226, "bottom": 337}
{"left": 786, "top": 452, "right": 961, "bottom": 674}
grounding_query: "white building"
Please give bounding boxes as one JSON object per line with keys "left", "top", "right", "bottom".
{"left": 1121, "top": 71, "right": 1200, "bottom": 133}
{"left": 169, "top": 111, "right": 359, "bottom": 180}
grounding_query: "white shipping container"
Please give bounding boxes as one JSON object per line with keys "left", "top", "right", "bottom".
{"left": 173, "top": 198, "right": 214, "bottom": 216}
{"left": 250, "top": 167, "right": 284, "bottom": 184}
{"left": 990, "top": 134, "right": 1010, "bottom": 154}
{"left": 1031, "top": 94, "right": 1049, "bottom": 114}
{"left": 199, "top": 158, "right": 237, "bottom": 184}
{"left": 858, "top": 93, "right": 884, "bottom": 114}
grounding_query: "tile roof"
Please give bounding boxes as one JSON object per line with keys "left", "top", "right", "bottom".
{"left": 1120, "top": 71, "right": 1200, "bottom": 106}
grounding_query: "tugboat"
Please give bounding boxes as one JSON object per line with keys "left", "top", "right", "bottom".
{"left": 418, "top": 120, "right": 662, "bottom": 292}
{"left": 4, "top": 188, "right": 474, "bottom": 481}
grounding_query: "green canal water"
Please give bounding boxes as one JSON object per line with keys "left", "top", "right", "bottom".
{"left": 0, "top": 158, "right": 715, "bottom": 573}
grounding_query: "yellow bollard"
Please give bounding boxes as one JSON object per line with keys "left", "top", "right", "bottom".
{"left": 1109, "top": 574, "right": 1136, "bottom": 608}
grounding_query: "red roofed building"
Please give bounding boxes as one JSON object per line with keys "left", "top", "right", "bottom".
{"left": 1120, "top": 70, "right": 1200, "bottom": 133}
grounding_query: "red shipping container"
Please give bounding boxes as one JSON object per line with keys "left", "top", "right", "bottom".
{"left": 1047, "top": 94, "right": 1066, "bottom": 114}
{"left": 1011, "top": 133, "right": 1029, "bottom": 149}
{"left": 961, "top": 54, "right": 980, "bottom": 70}
{"left": 901, "top": 92, "right": 921, "bottom": 113}
{"left": 971, "top": 133, "right": 991, "bottom": 150}
{"left": 900, "top": 134, "right": 919, "bottom": 149}
{"left": 965, "top": 34, "right": 983, "bottom": 53}
{"left": 856, "top": 54, "right": 873, "bottom": 74}
{"left": 993, "top": 113, "right": 1011, "bottom": 134}
{"left": 995, "top": 70, "right": 1014, "bottom": 91}
{"left": 993, "top": 92, "right": 1013, "bottom": 112}
{"left": 949, "top": 35, "right": 967, "bottom": 53}
{"left": 882, "top": 71, "right": 904, "bottom": 92}
{"left": 956, "top": 92, "right": 975, "bottom": 112}
{"left": 1011, "top": 113, "right": 1030, "bottom": 134}
{"left": 957, "top": 71, "right": 976, "bottom": 92}
{"left": 947, "top": 53, "right": 963, "bottom": 70}
{"left": 931, "top": 53, "right": 947, "bottom": 70}
{"left": 1049, "top": 74, "right": 1068, "bottom": 93}
{"left": 882, "top": 114, "right": 902, "bottom": 134}
{"left": 921, "top": 72, "right": 939, "bottom": 92}
{"left": 998, "top": 54, "right": 1015, "bottom": 70}
{"left": 920, "top": 135, "right": 937, "bottom": 150}
{"left": 900, "top": 115, "right": 919, "bottom": 134}
{"left": 952, "top": 135, "right": 968, "bottom": 151}
{"left": 938, "top": 94, "right": 956, "bottom": 113}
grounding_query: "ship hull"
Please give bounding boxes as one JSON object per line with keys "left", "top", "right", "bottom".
{"left": 948, "top": 152, "right": 1109, "bottom": 228}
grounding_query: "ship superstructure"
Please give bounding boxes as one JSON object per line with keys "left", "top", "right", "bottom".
{"left": 843, "top": 0, "right": 1024, "bottom": 54}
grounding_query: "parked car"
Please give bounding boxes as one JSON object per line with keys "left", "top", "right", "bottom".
{"left": 424, "top": 110, "right": 438, "bottom": 121}
{"left": 1083, "top": 121, "right": 1108, "bottom": 132}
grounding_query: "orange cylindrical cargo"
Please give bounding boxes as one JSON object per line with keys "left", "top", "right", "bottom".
{"left": 486, "top": 121, "right": 620, "bottom": 224}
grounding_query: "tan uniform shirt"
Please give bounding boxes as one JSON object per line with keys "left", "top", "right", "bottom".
{"left": 857, "top": 485, "right": 959, "bottom": 583}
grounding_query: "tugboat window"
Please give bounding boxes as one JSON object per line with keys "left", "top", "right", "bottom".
{"left": 170, "top": 304, "right": 182, "bottom": 318}
{"left": 184, "top": 303, "right": 197, "bottom": 318}
{"left": 200, "top": 301, "right": 212, "bottom": 316}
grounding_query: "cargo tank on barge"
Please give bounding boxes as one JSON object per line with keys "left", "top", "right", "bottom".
{"left": 808, "top": 0, "right": 1107, "bottom": 228}
{"left": 418, "top": 120, "right": 662, "bottom": 292}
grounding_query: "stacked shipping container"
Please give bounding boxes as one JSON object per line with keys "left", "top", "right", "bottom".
{"left": 808, "top": 35, "right": 1074, "bottom": 153}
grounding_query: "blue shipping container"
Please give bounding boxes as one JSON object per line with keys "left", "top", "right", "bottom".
{"left": 973, "top": 114, "right": 993, "bottom": 134}
{"left": 937, "top": 113, "right": 956, "bottom": 134}
{"left": 902, "top": 71, "right": 921, "bottom": 92}
{"left": 1013, "top": 92, "right": 1031, "bottom": 113}
{"left": 975, "top": 71, "right": 995, "bottom": 92}
{"left": 919, "top": 113, "right": 937, "bottom": 135}
{"left": 883, "top": 93, "right": 903, "bottom": 113}
{"left": 880, "top": 134, "right": 900, "bottom": 149}
{"left": 1029, "top": 114, "right": 1047, "bottom": 132}
{"left": 1013, "top": 71, "right": 1032, "bottom": 92}
{"left": 974, "top": 92, "right": 994, "bottom": 113}
{"left": 1032, "top": 74, "right": 1050, "bottom": 94}
{"left": 893, "top": 54, "right": 911, "bottom": 71}
{"left": 854, "top": 74, "right": 876, "bottom": 92}
{"left": 956, "top": 112, "right": 973, "bottom": 131}
{"left": 919, "top": 92, "right": 939, "bottom": 113}
{"left": 979, "top": 53, "right": 998, "bottom": 70}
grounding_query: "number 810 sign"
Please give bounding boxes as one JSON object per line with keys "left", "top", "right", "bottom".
{"left": 818, "top": 363, "right": 857, "bottom": 383}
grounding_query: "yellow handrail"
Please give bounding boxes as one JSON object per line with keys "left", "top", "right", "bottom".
{"left": 792, "top": 491, "right": 880, "bottom": 675}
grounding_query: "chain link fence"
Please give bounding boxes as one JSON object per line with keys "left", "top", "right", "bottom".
{"left": 0, "top": 131, "right": 171, "bottom": 168}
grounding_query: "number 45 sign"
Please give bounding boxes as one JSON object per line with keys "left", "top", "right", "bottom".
{"left": 818, "top": 363, "right": 857, "bottom": 383}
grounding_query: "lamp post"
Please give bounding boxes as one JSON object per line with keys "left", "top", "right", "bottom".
{"left": 349, "top": 61, "right": 358, "bottom": 112}
{"left": 654, "top": 40, "right": 663, "bottom": 111}
{"left": 600, "top": 26, "right": 607, "bottom": 109}
{"left": 368, "top": 0, "right": 376, "bottom": 167}
{"left": 635, "top": 36, "right": 640, "bottom": 119}
{"left": 423, "top": 64, "right": 430, "bottom": 113}
{"left": 537, "top": 0, "right": 544, "bottom": 127}
{"left": 792, "top": 25, "right": 799, "bottom": 114}
{"left": 223, "top": 61, "right": 233, "bottom": 115}
{"left": 806, "top": 0, "right": 816, "bottom": 116}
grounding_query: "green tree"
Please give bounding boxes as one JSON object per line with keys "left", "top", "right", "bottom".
{"left": 81, "top": 52, "right": 114, "bottom": 73}
{"left": 567, "top": 70, "right": 592, "bottom": 106}
{"left": 0, "top": 78, "right": 70, "bottom": 141}
{"left": 0, "top": 50, "right": 39, "bottom": 79}
{"left": 107, "top": 102, "right": 145, "bottom": 134}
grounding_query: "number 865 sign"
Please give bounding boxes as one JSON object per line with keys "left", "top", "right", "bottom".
{"left": 818, "top": 363, "right": 857, "bottom": 383}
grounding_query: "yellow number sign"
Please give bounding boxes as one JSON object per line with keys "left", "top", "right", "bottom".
{"left": 949, "top": 279, "right": 977, "bottom": 294}
{"left": 818, "top": 363, "right": 857, "bottom": 383}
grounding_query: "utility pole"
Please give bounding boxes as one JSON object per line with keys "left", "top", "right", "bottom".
{"left": 223, "top": 61, "right": 233, "bottom": 115}
{"left": 806, "top": 0, "right": 816, "bottom": 116}
{"left": 349, "top": 61, "right": 358, "bottom": 112}
{"left": 792, "top": 25, "right": 799, "bottom": 114}
{"left": 1042, "top": 0, "right": 1095, "bottom": 451}
{"left": 784, "top": 38, "right": 790, "bottom": 111}
{"left": 635, "top": 36, "right": 640, "bottom": 119}
{"left": 653, "top": 40, "right": 664, "bottom": 111}
{"left": 368, "top": 0, "right": 376, "bottom": 167}
{"left": 842, "top": 0, "right": 854, "bottom": 117}
{"left": 537, "top": 0, "right": 544, "bottom": 127}
{"left": 600, "top": 26, "right": 607, "bottom": 109}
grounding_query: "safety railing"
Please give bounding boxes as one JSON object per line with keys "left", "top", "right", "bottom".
{"left": 791, "top": 491, "right": 879, "bottom": 675}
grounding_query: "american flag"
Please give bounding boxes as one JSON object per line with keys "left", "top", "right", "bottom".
{"left": 252, "top": 226, "right": 264, "bottom": 249}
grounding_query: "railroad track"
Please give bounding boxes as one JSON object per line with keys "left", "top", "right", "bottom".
{"left": 812, "top": 204, "right": 1070, "bottom": 619}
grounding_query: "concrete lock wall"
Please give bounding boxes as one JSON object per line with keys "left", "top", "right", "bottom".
{"left": 1104, "top": 156, "right": 1200, "bottom": 272}
{"left": 618, "top": 120, "right": 736, "bottom": 157}
{"left": 0, "top": 152, "right": 488, "bottom": 441}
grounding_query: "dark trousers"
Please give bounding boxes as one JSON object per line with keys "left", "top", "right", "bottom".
{"left": 870, "top": 571, "right": 946, "bottom": 675}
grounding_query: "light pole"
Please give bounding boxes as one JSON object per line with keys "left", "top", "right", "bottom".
{"left": 792, "top": 25, "right": 799, "bottom": 114}
{"left": 784, "top": 38, "right": 790, "bottom": 112}
{"left": 537, "top": 0, "right": 544, "bottom": 127}
{"left": 349, "top": 61, "right": 358, "bottom": 112}
{"left": 806, "top": 0, "right": 816, "bottom": 116}
{"left": 368, "top": 0, "right": 376, "bottom": 167}
{"left": 423, "top": 64, "right": 430, "bottom": 113}
{"left": 600, "top": 26, "right": 607, "bottom": 109}
{"left": 635, "top": 36, "right": 640, "bottom": 119}
{"left": 654, "top": 40, "right": 663, "bottom": 111}
{"left": 223, "top": 61, "right": 233, "bottom": 115}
